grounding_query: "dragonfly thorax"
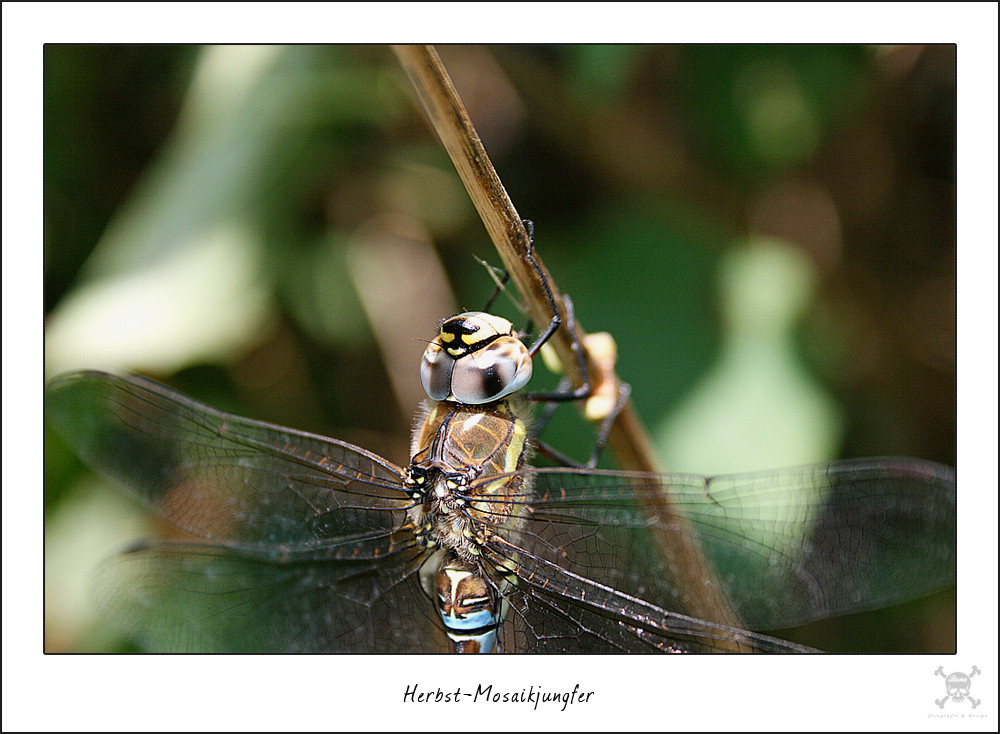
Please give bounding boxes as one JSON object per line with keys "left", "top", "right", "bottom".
{"left": 405, "top": 466, "right": 482, "bottom": 556}
{"left": 420, "top": 312, "right": 533, "bottom": 404}
{"left": 407, "top": 400, "right": 532, "bottom": 559}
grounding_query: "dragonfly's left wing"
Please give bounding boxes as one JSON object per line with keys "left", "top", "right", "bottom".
{"left": 45, "top": 370, "right": 413, "bottom": 559}
{"left": 479, "top": 459, "right": 954, "bottom": 651}
{"left": 92, "top": 541, "right": 447, "bottom": 653}
{"left": 46, "top": 370, "right": 445, "bottom": 652}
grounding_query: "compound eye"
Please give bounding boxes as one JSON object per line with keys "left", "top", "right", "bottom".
{"left": 420, "top": 341, "right": 455, "bottom": 401}
{"left": 450, "top": 335, "right": 532, "bottom": 404}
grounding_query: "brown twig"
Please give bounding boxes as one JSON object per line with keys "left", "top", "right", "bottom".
{"left": 391, "top": 44, "right": 747, "bottom": 643}
{"left": 392, "top": 45, "right": 657, "bottom": 470}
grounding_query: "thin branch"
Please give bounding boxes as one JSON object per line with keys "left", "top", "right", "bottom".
{"left": 391, "top": 44, "right": 746, "bottom": 641}
{"left": 392, "top": 45, "right": 656, "bottom": 469}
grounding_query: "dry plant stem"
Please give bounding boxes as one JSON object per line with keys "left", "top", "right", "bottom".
{"left": 391, "top": 44, "right": 747, "bottom": 645}
{"left": 391, "top": 46, "right": 575, "bottom": 383}
{"left": 392, "top": 45, "right": 654, "bottom": 467}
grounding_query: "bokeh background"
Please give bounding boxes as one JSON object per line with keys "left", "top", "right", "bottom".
{"left": 44, "top": 44, "right": 956, "bottom": 653}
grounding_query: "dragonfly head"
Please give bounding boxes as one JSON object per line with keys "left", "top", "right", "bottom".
{"left": 420, "top": 312, "right": 533, "bottom": 405}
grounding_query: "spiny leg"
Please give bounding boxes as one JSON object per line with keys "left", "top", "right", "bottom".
{"left": 476, "top": 219, "right": 592, "bottom": 404}
{"left": 479, "top": 219, "right": 534, "bottom": 315}
{"left": 516, "top": 232, "right": 632, "bottom": 465}
{"left": 479, "top": 221, "right": 629, "bottom": 467}
{"left": 533, "top": 378, "right": 631, "bottom": 469}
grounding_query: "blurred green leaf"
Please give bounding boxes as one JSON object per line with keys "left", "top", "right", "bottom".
{"left": 44, "top": 44, "right": 955, "bottom": 653}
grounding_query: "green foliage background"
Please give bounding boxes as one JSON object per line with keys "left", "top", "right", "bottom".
{"left": 44, "top": 45, "right": 956, "bottom": 653}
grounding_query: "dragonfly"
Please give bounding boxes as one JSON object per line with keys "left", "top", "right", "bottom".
{"left": 45, "top": 292, "right": 956, "bottom": 653}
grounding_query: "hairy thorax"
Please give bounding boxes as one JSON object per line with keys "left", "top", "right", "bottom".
{"left": 406, "top": 399, "right": 533, "bottom": 562}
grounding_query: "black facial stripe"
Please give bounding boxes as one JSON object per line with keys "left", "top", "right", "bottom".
{"left": 440, "top": 329, "right": 503, "bottom": 357}
{"left": 443, "top": 317, "right": 478, "bottom": 334}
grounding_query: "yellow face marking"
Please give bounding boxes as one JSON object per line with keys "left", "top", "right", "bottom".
{"left": 446, "top": 347, "right": 464, "bottom": 357}
{"left": 461, "top": 332, "right": 478, "bottom": 345}
{"left": 440, "top": 331, "right": 455, "bottom": 343}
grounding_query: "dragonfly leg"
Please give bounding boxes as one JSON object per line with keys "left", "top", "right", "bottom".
{"left": 478, "top": 256, "right": 515, "bottom": 314}
{"left": 479, "top": 221, "right": 635, "bottom": 466}
{"left": 477, "top": 220, "right": 592, "bottom": 404}
{"left": 478, "top": 219, "right": 535, "bottom": 314}
{"left": 533, "top": 378, "right": 631, "bottom": 468}
{"left": 583, "top": 380, "right": 630, "bottom": 468}
{"left": 532, "top": 438, "right": 587, "bottom": 468}
{"left": 523, "top": 293, "right": 591, "bottom": 403}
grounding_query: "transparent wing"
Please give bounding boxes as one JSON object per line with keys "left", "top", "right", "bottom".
{"left": 489, "top": 541, "right": 811, "bottom": 653}
{"left": 47, "top": 371, "right": 439, "bottom": 652}
{"left": 46, "top": 371, "right": 413, "bottom": 559}
{"left": 92, "top": 541, "right": 447, "bottom": 653}
{"left": 477, "top": 459, "right": 955, "bottom": 652}
{"left": 46, "top": 371, "right": 955, "bottom": 653}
